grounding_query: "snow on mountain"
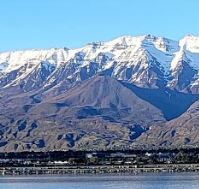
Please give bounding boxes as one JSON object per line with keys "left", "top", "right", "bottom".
{"left": 0, "top": 48, "right": 69, "bottom": 73}
{"left": 170, "top": 35, "right": 199, "bottom": 71}
{"left": 1, "top": 35, "right": 199, "bottom": 93}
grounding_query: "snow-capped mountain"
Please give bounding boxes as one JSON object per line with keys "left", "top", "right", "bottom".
{"left": 1, "top": 34, "right": 199, "bottom": 94}
{"left": 2, "top": 35, "right": 199, "bottom": 151}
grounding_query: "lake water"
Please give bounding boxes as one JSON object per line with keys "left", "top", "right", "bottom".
{"left": 0, "top": 173, "right": 199, "bottom": 189}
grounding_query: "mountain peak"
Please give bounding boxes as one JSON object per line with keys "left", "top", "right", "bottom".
{"left": 180, "top": 34, "right": 199, "bottom": 53}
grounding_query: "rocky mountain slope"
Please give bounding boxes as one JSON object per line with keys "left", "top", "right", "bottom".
{"left": 1, "top": 34, "right": 199, "bottom": 151}
{"left": 135, "top": 100, "right": 199, "bottom": 149}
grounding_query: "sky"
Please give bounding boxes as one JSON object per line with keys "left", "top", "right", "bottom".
{"left": 0, "top": 0, "right": 199, "bottom": 51}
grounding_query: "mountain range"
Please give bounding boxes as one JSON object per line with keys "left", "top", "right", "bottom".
{"left": 1, "top": 34, "right": 199, "bottom": 151}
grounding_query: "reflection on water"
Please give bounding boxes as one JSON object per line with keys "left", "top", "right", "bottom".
{"left": 0, "top": 172, "right": 199, "bottom": 189}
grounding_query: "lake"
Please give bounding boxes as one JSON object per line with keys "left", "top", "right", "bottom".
{"left": 0, "top": 173, "right": 199, "bottom": 189}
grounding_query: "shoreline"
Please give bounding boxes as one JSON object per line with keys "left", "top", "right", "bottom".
{"left": 0, "top": 164, "right": 199, "bottom": 176}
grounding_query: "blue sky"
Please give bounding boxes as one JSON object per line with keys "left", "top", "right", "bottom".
{"left": 0, "top": 0, "right": 199, "bottom": 51}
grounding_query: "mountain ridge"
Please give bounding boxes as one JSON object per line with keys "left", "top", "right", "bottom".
{"left": 1, "top": 34, "right": 199, "bottom": 94}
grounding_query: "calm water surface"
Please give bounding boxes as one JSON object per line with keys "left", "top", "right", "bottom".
{"left": 0, "top": 173, "right": 199, "bottom": 189}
